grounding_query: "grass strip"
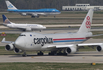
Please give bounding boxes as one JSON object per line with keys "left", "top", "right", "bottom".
{"left": 0, "top": 63, "right": 102, "bottom": 70}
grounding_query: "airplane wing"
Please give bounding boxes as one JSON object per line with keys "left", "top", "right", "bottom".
{"left": 42, "top": 44, "right": 75, "bottom": 49}
{"left": 92, "top": 34, "right": 103, "bottom": 37}
{"left": 42, "top": 43, "right": 103, "bottom": 49}
{"left": 78, "top": 43, "right": 103, "bottom": 46}
{"left": 42, "top": 42, "right": 103, "bottom": 54}
{"left": 48, "top": 44, "right": 76, "bottom": 48}
{"left": 1, "top": 38, "right": 13, "bottom": 44}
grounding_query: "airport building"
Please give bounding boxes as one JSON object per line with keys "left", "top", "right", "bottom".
{"left": 62, "top": 4, "right": 103, "bottom": 11}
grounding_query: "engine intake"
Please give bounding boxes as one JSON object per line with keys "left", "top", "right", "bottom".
{"left": 66, "top": 45, "right": 77, "bottom": 54}
{"left": 97, "top": 45, "right": 103, "bottom": 52}
{"left": 14, "top": 48, "right": 23, "bottom": 53}
{"left": 5, "top": 43, "right": 14, "bottom": 51}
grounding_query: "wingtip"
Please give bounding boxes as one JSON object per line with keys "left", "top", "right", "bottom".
{"left": 2, "top": 38, "right": 5, "bottom": 42}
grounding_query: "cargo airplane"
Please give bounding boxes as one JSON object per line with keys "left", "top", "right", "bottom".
{"left": 5, "top": 0, "right": 61, "bottom": 18}
{"left": 2, "top": 9, "right": 103, "bottom": 57}
{"left": 2, "top": 15, "right": 46, "bottom": 31}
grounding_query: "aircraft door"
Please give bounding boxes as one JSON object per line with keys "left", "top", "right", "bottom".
{"left": 25, "top": 34, "right": 34, "bottom": 49}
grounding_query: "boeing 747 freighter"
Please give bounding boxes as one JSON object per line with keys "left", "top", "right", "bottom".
{"left": 2, "top": 9, "right": 103, "bottom": 57}
{"left": 5, "top": 0, "right": 61, "bottom": 18}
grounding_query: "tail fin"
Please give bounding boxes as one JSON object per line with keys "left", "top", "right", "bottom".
{"left": 2, "top": 15, "right": 11, "bottom": 24}
{"left": 77, "top": 9, "right": 94, "bottom": 33}
{"left": 5, "top": 0, "right": 17, "bottom": 10}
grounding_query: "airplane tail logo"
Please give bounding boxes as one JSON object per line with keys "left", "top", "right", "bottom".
{"left": 86, "top": 16, "right": 91, "bottom": 28}
{"left": 5, "top": 1, "right": 17, "bottom": 10}
{"left": 2, "top": 15, "right": 11, "bottom": 24}
{"left": 8, "top": 4, "right": 13, "bottom": 8}
{"left": 78, "top": 9, "right": 94, "bottom": 33}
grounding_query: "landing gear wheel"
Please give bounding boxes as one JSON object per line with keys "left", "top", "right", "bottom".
{"left": 37, "top": 51, "right": 43, "bottom": 56}
{"left": 22, "top": 52, "right": 27, "bottom": 57}
{"left": 22, "top": 29, "right": 26, "bottom": 31}
{"left": 31, "top": 16, "right": 35, "bottom": 18}
{"left": 62, "top": 53, "right": 67, "bottom": 56}
{"left": 49, "top": 52, "right": 54, "bottom": 55}
{"left": 37, "top": 16, "right": 39, "bottom": 18}
{"left": 48, "top": 51, "right": 56, "bottom": 55}
{"left": 56, "top": 51, "right": 68, "bottom": 56}
{"left": 57, "top": 52, "right": 63, "bottom": 55}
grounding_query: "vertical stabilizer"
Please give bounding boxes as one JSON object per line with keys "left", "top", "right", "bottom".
{"left": 77, "top": 9, "right": 94, "bottom": 33}
{"left": 2, "top": 15, "right": 11, "bottom": 24}
{"left": 5, "top": 0, "right": 17, "bottom": 10}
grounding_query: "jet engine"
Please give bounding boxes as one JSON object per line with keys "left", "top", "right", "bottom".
{"left": 14, "top": 48, "right": 23, "bottom": 53}
{"left": 65, "top": 45, "right": 77, "bottom": 54}
{"left": 5, "top": 43, "right": 14, "bottom": 51}
{"left": 26, "top": 27, "right": 32, "bottom": 31}
{"left": 97, "top": 45, "right": 103, "bottom": 52}
{"left": 21, "top": 13, "right": 27, "bottom": 16}
{"left": 32, "top": 13, "right": 38, "bottom": 17}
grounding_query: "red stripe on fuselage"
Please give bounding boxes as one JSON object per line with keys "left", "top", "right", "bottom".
{"left": 53, "top": 37, "right": 90, "bottom": 41}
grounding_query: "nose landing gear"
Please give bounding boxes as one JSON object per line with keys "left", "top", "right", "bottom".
{"left": 22, "top": 52, "right": 27, "bottom": 57}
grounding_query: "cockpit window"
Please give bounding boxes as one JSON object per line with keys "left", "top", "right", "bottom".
{"left": 19, "top": 34, "right": 26, "bottom": 36}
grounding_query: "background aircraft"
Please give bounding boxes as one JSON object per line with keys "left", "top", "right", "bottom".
{"left": 5, "top": 0, "right": 61, "bottom": 18}
{"left": 2, "top": 15, "right": 46, "bottom": 31}
{"left": 2, "top": 9, "right": 103, "bottom": 57}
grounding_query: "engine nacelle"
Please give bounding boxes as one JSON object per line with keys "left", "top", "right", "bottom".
{"left": 97, "top": 45, "right": 103, "bottom": 52}
{"left": 14, "top": 48, "right": 23, "bottom": 53}
{"left": 26, "top": 27, "right": 32, "bottom": 31}
{"left": 32, "top": 13, "right": 38, "bottom": 17}
{"left": 5, "top": 43, "right": 14, "bottom": 51}
{"left": 21, "top": 13, "right": 27, "bottom": 16}
{"left": 66, "top": 45, "right": 77, "bottom": 54}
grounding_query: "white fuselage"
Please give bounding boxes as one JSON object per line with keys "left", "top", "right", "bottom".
{"left": 4, "top": 22, "right": 46, "bottom": 30}
{"left": 14, "top": 32, "right": 92, "bottom": 51}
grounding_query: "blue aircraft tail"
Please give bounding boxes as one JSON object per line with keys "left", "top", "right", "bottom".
{"left": 2, "top": 15, "right": 11, "bottom": 24}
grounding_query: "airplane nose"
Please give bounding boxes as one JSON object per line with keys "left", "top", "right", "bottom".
{"left": 14, "top": 37, "right": 25, "bottom": 49}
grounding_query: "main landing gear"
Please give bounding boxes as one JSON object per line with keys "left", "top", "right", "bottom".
{"left": 21, "top": 51, "right": 67, "bottom": 57}
{"left": 31, "top": 16, "right": 39, "bottom": 18}
{"left": 49, "top": 51, "right": 67, "bottom": 56}
{"left": 37, "top": 51, "right": 43, "bottom": 55}
{"left": 31, "top": 16, "right": 35, "bottom": 18}
{"left": 48, "top": 51, "right": 56, "bottom": 55}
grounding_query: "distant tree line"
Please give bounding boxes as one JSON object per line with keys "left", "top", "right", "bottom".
{"left": 0, "top": 0, "right": 103, "bottom": 11}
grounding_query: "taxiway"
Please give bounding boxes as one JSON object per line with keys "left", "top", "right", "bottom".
{"left": 0, "top": 51, "right": 103, "bottom": 63}
{"left": 0, "top": 27, "right": 103, "bottom": 34}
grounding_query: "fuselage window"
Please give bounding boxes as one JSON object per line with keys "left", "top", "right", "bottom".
{"left": 19, "top": 34, "right": 26, "bottom": 36}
